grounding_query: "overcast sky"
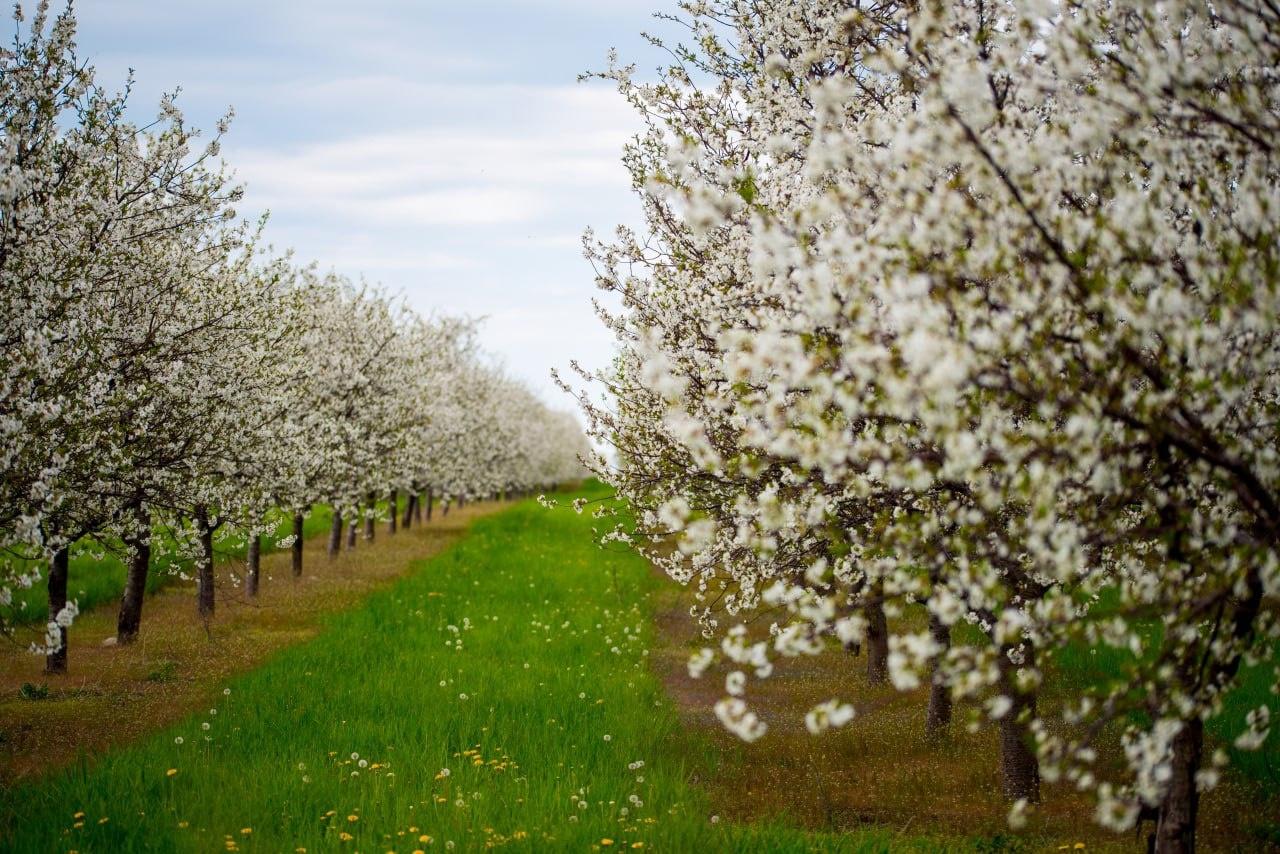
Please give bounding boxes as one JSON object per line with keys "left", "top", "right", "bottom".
{"left": 71, "top": 1, "right": 669, "bottom": 405}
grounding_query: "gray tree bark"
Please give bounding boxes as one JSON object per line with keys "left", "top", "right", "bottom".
{"left": 864, "top": 591, "right": 889, "bottom": 685}
{"left": 245, "top": 533, "right": 260, "bottom": 598}
{"left": 195, "top": 507, "right": 216, "bottom": 620}
{"left": 117, "top": 507, "right": 152, "bottom": 644}
{"left": 45, "top": 546, "right": 69, "bottom": 673}
{"left": 327, "top": 511, "right": 342, "bottom": 559}
{"left": 291, "top": 512, "right": 304, "bottom": 577}
{"left": 925, "top": 613, "right": 952, "bottom": 740}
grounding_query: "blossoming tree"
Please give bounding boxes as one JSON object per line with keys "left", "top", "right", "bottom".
{"left": 576, "top": 2, "right": 1279, "bottom": 851}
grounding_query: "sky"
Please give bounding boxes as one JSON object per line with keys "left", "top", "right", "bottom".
{"left": 70, "top": 0, "right": 671, "bottom": 406}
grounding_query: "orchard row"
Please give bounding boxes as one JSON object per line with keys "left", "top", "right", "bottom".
{"left": 0, "top": 5, "right": 589, "bottom": 666}
{"left": 571, "top": 3, "right": 1280, "bottom": 853}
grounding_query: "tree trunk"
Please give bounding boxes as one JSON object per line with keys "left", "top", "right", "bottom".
{"left": 426, "top": 488, "right": 434, "bottom": 521}
{"left": 1153, "top": 717, "right": 1203, "bottom": 854}
{"left": 195, "top": 508, "right": 215, "bottom": 621}
{"left": 925, "top": 613, "right": 952, "bottom": 740}
{"left": 345, "top": 516, "right": 357, "bottom": 549}
{"left": 388, "top": 490, "right": 398, "bottom": 534}
{"left": 328, "top": 511, "right": 342, "bottom": 559}
{"left": 291, "top": 512, "right": 304, "bottom": 577}
{"left": 997, "top": 641, "right": 1041, "bottom": 803}
{"left": 402, "top": 493, "right": 415, "bottom": 530}
{"left": 364, "top": 494, "right": 375, "bottom": 541}
{"left": 45, "top": 546, "right": 69, "bottom": 674}
{"left": 245, "top": 533, "right": 260, "bottom": 598}
{"left": 415, "top": 492, "right": 425, "bottom": 523}
{"left": 117, "top": 511, "right": 151, "bottom": 644}
{"left": 864, "top": 592, "right": 889, "bottom": 686}
{"left": 442, "top": 498, "right": 450, "bottom": 517}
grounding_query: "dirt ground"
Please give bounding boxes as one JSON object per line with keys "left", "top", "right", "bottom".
{"left": 648, "top": 584, "right": 1278, "bottom": 853}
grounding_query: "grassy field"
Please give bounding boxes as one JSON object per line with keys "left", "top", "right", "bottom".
{"left": 8, "top": 506, "right": 343, "bottom": 626}
{"left": 0, "top": 483, "right": 942, "bottom": 853}
{"left": 2, "top": 484, "right": 1274, "bottom": 852}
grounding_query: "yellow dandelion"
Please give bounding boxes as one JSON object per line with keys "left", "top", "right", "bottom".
{"left": 348, "top": 815, "right": 359, "bottom": 823}
{"left": 73, "top": 812, "right": 85, "bottom": 820}
{"left": 72, "top": 821, "right": 84, "bottom": 829}
{"left": 97, "top": 818, "right": 109, "bottom": 825}
{"left": 339, "top": 831, "right": 354, "bottom": 841}
{"left": 240, "top": 827, "right": 252, "bottom": 835}
{"left": 419, "top": 834, "right": 432, "bottom": 843}
{"left": 413, "top": 850, "right": 426, "bottom": 854}
{"left": 166, "top": 768, "right": 178, "bottom": 777}
{"left": 632, "top": 845, "right": 645, "bottom": 850}
{"left": 409, "top": 826, "right": 419, "bottom": 833}
{"left": 601, "top": 840, "right": 614, "bottom": 847}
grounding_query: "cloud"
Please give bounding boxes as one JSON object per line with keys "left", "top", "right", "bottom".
{"left": 228, "top": 84, "right": 637, "bottom": 228}
{"left": 73, "top": 5, "right": 650, "bottom": 405}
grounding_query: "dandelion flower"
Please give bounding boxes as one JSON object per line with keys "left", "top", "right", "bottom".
{"left": 166, "top": 768, "right": 178, "bottom": 777}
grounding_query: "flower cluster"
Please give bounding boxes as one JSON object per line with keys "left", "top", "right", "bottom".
{"left": 574, "top": 1, "right": 1280, "bottom": 848}
{"left": 0, "top": 2, "right": 591, "bottom": 656}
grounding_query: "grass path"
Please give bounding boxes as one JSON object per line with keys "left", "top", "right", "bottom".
{"left": 0, "top": 499, "right": 500, "bottom": 784}
{"left": 1, "top": 485, "right": 935, "bottom": 853}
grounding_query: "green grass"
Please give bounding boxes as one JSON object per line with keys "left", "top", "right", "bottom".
{"left": 1044, "top": 598, "right": 1280, "bottom": 792}
{"left": 0, "top": 484, "right": 949, "bottom": 853}
{"left": 6, "top": 500, "right": 427, "bottom": 626}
